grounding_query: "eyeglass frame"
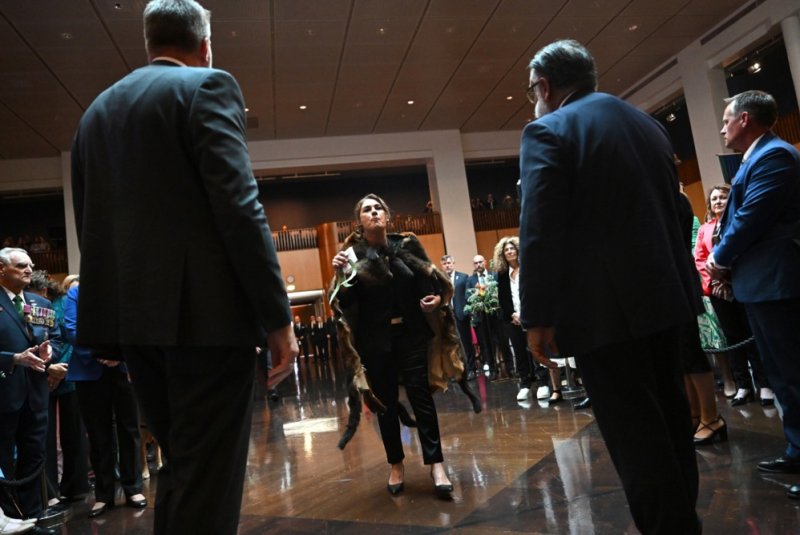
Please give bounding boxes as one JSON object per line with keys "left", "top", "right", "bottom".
{"left": 526, "top": 79, "right": 542, "bottom": 104}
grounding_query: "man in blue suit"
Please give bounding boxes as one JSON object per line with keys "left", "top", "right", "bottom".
{"left": 518, "top": 40, "right": 701, "bottom": 533}
{"left": 707, "top": 90, "right": 800, "bottom": 498}
{"left": 440, "top": 255, "right": 475, "bottom": 377}
{"left": 0, "top": 248, "right": 60, "bottom": 534}
{"left": 70, "top": 1, "right": 297, "bottom": 533}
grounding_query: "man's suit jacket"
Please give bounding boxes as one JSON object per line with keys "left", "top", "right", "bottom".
{"left": 310, "top": 323, "right": 326, "bottom": 344}
{"left": 450, "top": 271, "right": 469, "bottom": 322}
{"left": 71, "top": 61, "right": 291, "bottom": 348}
{"left": 0, "top": 291, "right": 61, "bottom": 413}
{"left": 518, "top": 90, "right": 699, "bottom": 356}
{"left": 714, "top": 132, "right": 800, "bottom": 303}
{"left": 293, "top": 322, "right": 307, "bottom": 341}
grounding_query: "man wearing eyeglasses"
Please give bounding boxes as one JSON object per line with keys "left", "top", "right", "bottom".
{"left": 0, "top": 248, "right": 61, "bottom": 534}
{"left": 518, "top": 40, "right": 701, "bottom": 534}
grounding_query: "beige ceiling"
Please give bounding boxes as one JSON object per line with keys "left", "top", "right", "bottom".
{"left": 0, "top": 0, "right": 751, "bottom": 160}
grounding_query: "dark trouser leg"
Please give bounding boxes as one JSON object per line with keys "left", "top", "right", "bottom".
{"left": 124, "top": 346, "right": 256, "bottom": 535}
{"left": 475, "top": 318, "right": 495, "bottom": 372}
{"left": 54, "top": 392, "right": 90, "bottom": 499}
{"left": 399, "top": 343, "right": 444, "bottom": 465}
{"left": 76, "top": 376, "right": 116, "bottom": 504}
{"left": 364, "top": 351, "right": 403, "bottom": 464}
{"left": 108, "top": 368, "right": 143, "bottom": 497}
{"left": 711, "top": 297, "right": 759, "bottom": 390}
{"left": 576, "top": 327, "right": 700, "bottom": 535}
{"left": 456, "top": 317, "right": 475, "bottom": 373}
{"left": 46, "top": 396, "right": 60, "bottom": 499}
{"left": 505, "top": 321, "right": 532, "bottom": 387}
{"left": 0, "top": 403, "right": 47, "bottom": 518}
{"left": 744, "top": 300, "right": 800, "bottom": 458}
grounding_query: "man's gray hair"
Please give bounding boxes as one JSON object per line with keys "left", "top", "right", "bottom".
{"left": 724, "top": 90, "right": 778, "bottom": 129}
{"left": 528, "top": 39, "right": 597, "bottom": 93}
{"left": 0, "top": 247, "right": 28, "bottom": 265}
{"left": 144, "top": 0, "right": 211, "bottom": 55}
{"left": 441, "top": 254, "right": 453, "bottom": 263}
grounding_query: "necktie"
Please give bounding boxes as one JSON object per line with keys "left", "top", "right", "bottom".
{"left": 12, "top": 295, "right": 24, "bottom": 318}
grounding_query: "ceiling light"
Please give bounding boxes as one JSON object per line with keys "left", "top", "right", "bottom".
{"left": 377, "top": 27, "right": 386, "bottom": 35}
{"left": 627, "top": 24, "right": 639, "bottom": 32}
{"left": 407, "top": 100, "right": 414, "bottom": 105}
{"left": 747, "top": 61, "right": 762, "bottom": 74}
{"left": 60, "top": 32, "right": 73, "bottom": 40}
{"left": 244, "top": 107, "right": 249, "bottom": 112}
{"left": 506, "top": 96, "right": 513, "bottom": 100}
{"left": 299, "top": 105, "right": 307, "bottom": 110}
{"left": 114, "top": 3, "right": 122, "bottom": 9}
{"left": 230, "top": 30, "right": 238, "bottom": 38}
{"left": 665, "top": 113, "right": 676, "bottom": 122}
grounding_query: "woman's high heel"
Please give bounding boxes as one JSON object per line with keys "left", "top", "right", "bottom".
{"left": 693, "top": 416, "right": 728, "bottom": 445}
{"left": 386, "top": 482, "right": 404, "bottom": 496}
{"left": 430, "top": 471, "right": 453, "bottom": 499}
{"left": 548, "top": 390, "right": 563, "bottom": 404}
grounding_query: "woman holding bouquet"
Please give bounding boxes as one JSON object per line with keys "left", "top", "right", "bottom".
{"left": 331, "top": 194, "right": 459, "bottom": 499}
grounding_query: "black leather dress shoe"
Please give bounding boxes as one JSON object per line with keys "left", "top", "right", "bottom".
{"left": 574, "top": 397, "right": 592, "bottom": 409}
{"left": 125, "top": 496, "right": 147, "bottom": 509}
{"left": 88, "top": 502, "right": 110, "bottom": 518}
{"left": 757, "top": 456, "right": 800, "bottom": 474}
{"left": 788, "top": 484, "right": 800, "bottom": 499}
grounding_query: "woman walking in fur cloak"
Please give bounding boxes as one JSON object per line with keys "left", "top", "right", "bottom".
{"left": 331, "top": 193, "right": 470, "bottom": 499}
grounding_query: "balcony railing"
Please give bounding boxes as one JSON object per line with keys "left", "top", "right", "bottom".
{"left": 272, "top": 228, "right": 318, "bottom": 252}
{"left": 471, "top": 207, "right": 520, "bottom": 232}
{"left": 335, "top": 212, "right": 443, "bottom": 242}
{"left": 30, "top": 249, "right": 68, "bottom": 274}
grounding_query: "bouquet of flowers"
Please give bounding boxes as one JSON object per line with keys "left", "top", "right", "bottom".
{"left": 463, "top": 273, "right": 499, "bottom": 326}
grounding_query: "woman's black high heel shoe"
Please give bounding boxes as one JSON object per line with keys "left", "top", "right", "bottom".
{"left": 387, "top": 481, "right": 404, "bottom": 496}
{"left": 430, "top": 472, "right": 453, "bottom": 499}
{"left": 693, "top": 416, "right": 728, "bottom": 445}
{"left": 458, "top": 377, "right": 482, "bottom": 413}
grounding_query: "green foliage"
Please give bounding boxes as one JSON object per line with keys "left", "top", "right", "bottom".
{"left": 463, "top": 273, "right": 499, "bottom": 325}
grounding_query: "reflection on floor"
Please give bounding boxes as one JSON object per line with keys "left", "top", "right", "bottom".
{"left": 51, "top": 353, "right": 799, "bottom": 534}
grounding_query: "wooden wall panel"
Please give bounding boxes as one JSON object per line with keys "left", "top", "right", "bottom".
{"left": 276, "top": 248, "right": 323, "bottom": 291}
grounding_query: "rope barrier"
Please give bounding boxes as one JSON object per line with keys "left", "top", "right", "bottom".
{"left": 0, "top": 459, "right": 45, "bottom": 488}
{"left": 702, "top": 336, "right": 754, "bottom": 354}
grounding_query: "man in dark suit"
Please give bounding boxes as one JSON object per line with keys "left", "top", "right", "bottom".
{"left": 518, "top": 40, "right": 701, "bottom": 533}
{"left": 466, "top": 255, "right": 502, "bottom": 377}
{"left": 311, "top": 316, "right": 328, "bottom": 361}
{"left": 324, "top": 311, "right": 338, "bottom": 358}
{"left": 293, "top": 315, "right": 309, "bottom": 358}
{"left": 70, "top": 1, "right": 297, "bottom": 534}
{"left": 440, "top": 255, "right": 475, "bottom": 377}
{"left": 0, "top": 248, "right": 61, "bottom": 534}
{"left": 707, "top": 90, "right": 800, "bottom": 498}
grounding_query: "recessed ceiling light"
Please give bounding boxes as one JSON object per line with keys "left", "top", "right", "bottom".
{"left": 299, "top": 105, "right": 308, "bottom": 110}
{"left": 244, "top": 107, "right": 249, "bottom": 112}
{"left": 61, "top": 32, "right": 73, "bottom": 40}
{"left": 377, "top": 27, "right": 386, "bottom": 35}
{"left": 747, "top": 61, "right": 762, "bottom": 74}
{"left": 628, "top": 24, "right": 639, "bottom": 32}
{"left": 506, "top": 96, "right": 513, "bottom": 100}
{"left": 114, "top": 3, "right": 122, "bottom": 9}
{"left": 305, "top": 29, "right": 314, "bottom": 37}
{"left": 445, "top": 26, "right": 455, "bottom": 34}
{"left": 231, "top": 30, "right": 238, "bottom": 38}
{"left": 665, "top": 113, "right": 676, "bottom": 122}
{"left": 407, "top": 100, "right": 414, "bottom": 105}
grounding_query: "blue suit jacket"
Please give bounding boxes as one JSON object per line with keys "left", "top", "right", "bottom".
{"left": 0, "top": 291, "right": 61, "bottom": 413}
{"left": 714, "top": 132, "right": 800, "bottom": 302}
{"left": 518, "top": 91, "right": 699, "bottom": 355}
{"left": 63, "top": 285, "right": 103, "bottom": 382}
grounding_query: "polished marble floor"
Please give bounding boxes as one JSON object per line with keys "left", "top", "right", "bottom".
{"left": 46, "top": 353, "right": 799, "bottom": 534}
